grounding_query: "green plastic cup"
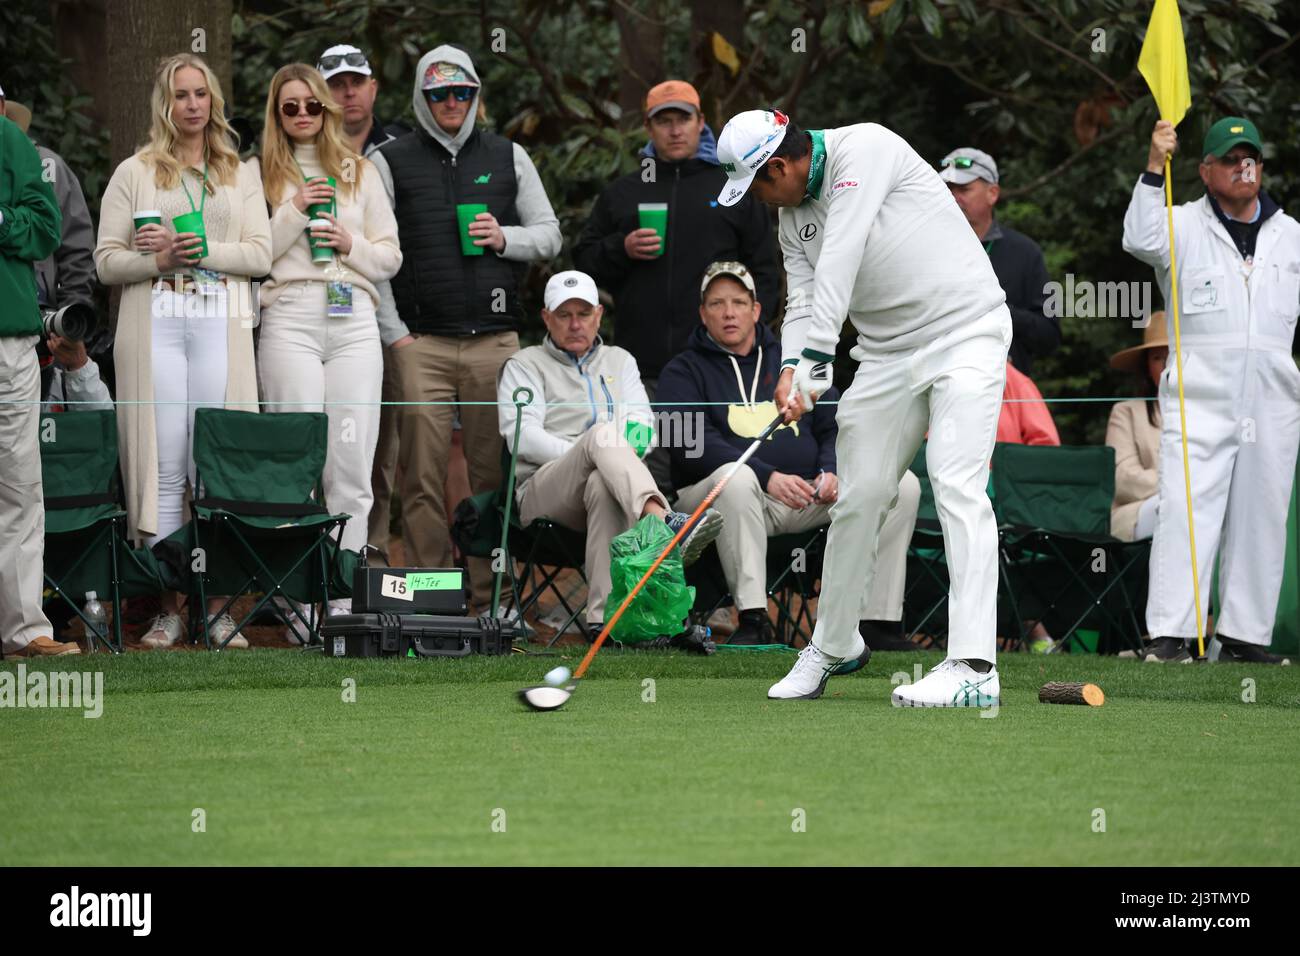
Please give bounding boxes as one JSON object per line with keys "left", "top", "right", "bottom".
{"left": 307, "top": 218, "right": 334, "bottom": 262}
{"left": 171, "top": 210, "right": 208, "bottom": 259}
{"left": 307, "top": 176, "right": 336, "bottom": 219}
{"left": 456, "top": 203, "right": 488, "bottom": 257}
{"left": 637, "top": 202, "right": 667, "bottom": 257}
{"left": 134, "top": 209, "right": 162, "bottom": 255}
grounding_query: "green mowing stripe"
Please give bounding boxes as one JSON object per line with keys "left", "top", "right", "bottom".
{"left": 2, "top": 652, "right": 1298, "bottom": 866}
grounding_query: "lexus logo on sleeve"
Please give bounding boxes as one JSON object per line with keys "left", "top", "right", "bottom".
{"left": 799, "top": 223, "right": 817, "bottom": 241}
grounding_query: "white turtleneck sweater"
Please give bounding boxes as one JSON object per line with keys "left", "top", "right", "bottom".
{"left": 260, "top": 142, "right": 403, "bottom": 313}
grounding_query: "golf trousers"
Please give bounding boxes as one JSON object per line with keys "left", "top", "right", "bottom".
{"left": 367, "top": 342, "right": 402, "bottom": 552}
{"left": 258, "top": 282, "right": 383, "bottom": 554}
{"left": 0, "top": 335, "right": 52, "bottom": 651}
{"left": 150, "top": 291, "right": 229, "bottom": 547}
{"left": 518, "top": 422, "right": 669, "bottom": 624}
{"left": 675, "top": 464, "right": 919, "bottom": 618}
{"left": 394, "top": 331, "right": 515, "bottom": 602}
{"left": 813, "top": 305, "right": 1011, "bottom": 662}
{"left": 1147, "top": 345, "right": 1300, "bottom": 645}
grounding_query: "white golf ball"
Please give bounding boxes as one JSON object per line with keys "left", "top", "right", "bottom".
{"left": 544, "top": 666, "right": 572, "bottom": 687}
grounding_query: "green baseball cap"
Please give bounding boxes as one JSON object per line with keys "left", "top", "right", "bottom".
{"left": 1202, "top": 117, "right": 1262, "bottom": 159}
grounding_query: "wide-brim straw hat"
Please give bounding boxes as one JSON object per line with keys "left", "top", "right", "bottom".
{"left": 1109, "top": 312, "right": 1168, "bottom": 373}
{"left": 2, "top": 100, "right": 32, "bottom": 133}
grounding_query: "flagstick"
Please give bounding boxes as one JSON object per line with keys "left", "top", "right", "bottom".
{"left": 1163, "top": 154, "right": 1206, "bottom": 658}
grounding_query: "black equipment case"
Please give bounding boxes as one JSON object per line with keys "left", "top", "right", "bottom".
{"left": 350, "top": 566, "right": 468, "bottom": 615}
{"left": 321, "top": 613, "right": 521, "bottom": 658}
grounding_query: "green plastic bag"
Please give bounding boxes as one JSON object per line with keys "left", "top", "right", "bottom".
{"left": 605, "top": 515, "right": 696, "bottom": 641}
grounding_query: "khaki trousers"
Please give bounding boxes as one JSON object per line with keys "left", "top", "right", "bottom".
{"left": 675, "top": 464, "right": 919, "bottom": 618}
{"left": 518, "top": 422, "right": 668, "bottom": 623}
{"left": 394, "top": 331, "right": 517, "bottom": 604}
{"left": 0, "top": 336, "right": 52, "bottom": 651}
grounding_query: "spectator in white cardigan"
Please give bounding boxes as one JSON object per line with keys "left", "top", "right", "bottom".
{"left": 95, "top": 53, "right": 272, "bottom": 649}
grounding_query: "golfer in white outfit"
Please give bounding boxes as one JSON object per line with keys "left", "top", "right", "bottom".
{"left": 1123, "top": 117, "right": 1299, "bottom": 666}
{"left": 715, "top": 109, "right": 1012, "bottom": 705}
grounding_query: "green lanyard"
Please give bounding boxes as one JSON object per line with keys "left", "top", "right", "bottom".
{"left": 180, "top": 160, "right": 209, "bottom": 216}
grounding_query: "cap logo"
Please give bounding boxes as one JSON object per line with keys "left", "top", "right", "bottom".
{"left": 722, "top": 162, "right": 736, "bottom": 173}
{"left": 1230, "top": 125, "right": 1244, "bottom": 133}
{"left": 564, "top": 277, "right": 578, "bottom": 287}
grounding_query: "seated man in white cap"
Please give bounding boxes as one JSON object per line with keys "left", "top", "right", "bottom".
{"left": 497, "top": 270, "right": 724, "bottom": 642}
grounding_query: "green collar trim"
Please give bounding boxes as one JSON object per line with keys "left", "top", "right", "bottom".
{"left": 805, "top": 130, "right": 827, "bottom": 201}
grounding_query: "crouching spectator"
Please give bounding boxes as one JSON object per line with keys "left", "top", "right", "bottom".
{"left": 656, "top": 261, "right": 920, "bottom": 648}
{"left": 497, "top": 271, "right": 724, "bottom": 639}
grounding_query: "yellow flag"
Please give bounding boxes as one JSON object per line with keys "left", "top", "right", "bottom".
{"left": 1138, "top": 0, "right": 1191, "bottom": 125}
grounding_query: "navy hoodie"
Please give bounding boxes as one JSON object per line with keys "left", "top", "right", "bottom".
{"left": 656, "top": 321, "right": 838, "bottom": 492}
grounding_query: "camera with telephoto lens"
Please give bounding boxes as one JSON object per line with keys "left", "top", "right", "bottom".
{"left": 41, "top": 301, "right": 97, "bottom": 342}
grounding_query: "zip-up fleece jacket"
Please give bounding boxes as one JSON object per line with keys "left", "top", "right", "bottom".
{"left": 498, "top": 334, "right": 654, "bottom": 492}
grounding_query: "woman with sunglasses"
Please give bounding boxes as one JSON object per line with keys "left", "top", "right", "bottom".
{"left": 95, "top": 53, "right": 271, "bottom": 649}
{"left": 256, "top": 63, "right": 401, "bottom": 627}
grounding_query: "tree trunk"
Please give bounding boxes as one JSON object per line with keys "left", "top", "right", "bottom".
{"left": 52, "top": 0, "right": 109, "bottom": 128}
{"left": 614, "top": 0, "right": 665, "bottom": 131}
{"left": 106, "top": 0, "right": 232, "bottom": 168}
{"left": 689, "top": 0, "right": 745, "bottom": 129}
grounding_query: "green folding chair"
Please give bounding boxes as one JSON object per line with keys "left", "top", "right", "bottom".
{"left": 685, "top": 525, "right": 827, "bottom": 646}
{"left": 185, "top": 408, "right": 350, "bottom": 650}
{"left": 992, "top": 443, "right": 1148, "bottom": 654}
{"left": 39, "top": 410, "right": 167, "bottom": 652}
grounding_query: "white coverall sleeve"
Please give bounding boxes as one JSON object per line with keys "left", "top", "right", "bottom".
{"left": 1121, "top": 174, "right": 1189, "bottom": 273}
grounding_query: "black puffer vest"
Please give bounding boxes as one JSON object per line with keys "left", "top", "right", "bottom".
{"left": 381, "top": 127, "right": 523, "bottom": 335}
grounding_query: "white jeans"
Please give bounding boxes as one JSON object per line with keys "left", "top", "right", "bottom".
{"left": 150, "top": 291, "right": 229, "bottom": 547}
{"left": 0, "top": 335, "right": 52, "bottom": 650}
{"left": 813, "top": 306, "right": 1011, "bottom": 662}
{"left": 675, "top": 464, "right": 919, "bottom": 619}
{"left": 257, "top": 282, "right": 382, "bottom": 553}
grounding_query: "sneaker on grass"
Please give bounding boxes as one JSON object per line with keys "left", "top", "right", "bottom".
{"left": 209, "top": 613, "right": 248, "bottom": 649}
{"left": 140, "top": 612, "right": 184, "bottom": 649}
{"left": 1214, "top": 636, "right": 1291, "bottom": 666}
{"left": 891, "top": 658, "right": 999, "bottom": 708}
{"left": 1143, "top": 636, "right": 1193, "bottom": 664}
{"left": 768, "top": 635, "right": 865, "bottom": 699}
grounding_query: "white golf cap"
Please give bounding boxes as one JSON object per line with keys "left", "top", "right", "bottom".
{"left": 544, "top": 271, "right": 600, "bottom": 312}
{"left": 317, "top": 45, "right": 372, "bottom": 81}
{"left": 716, "top": 109, "right": 791, "bottom": 207}
{"left": 700, "top": 260, "right": 757, "bottom": 300}
{"left": 938, "top": 147, "right": 999, "bottom": 185}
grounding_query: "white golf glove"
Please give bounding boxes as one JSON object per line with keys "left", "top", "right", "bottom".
{"left": 789, "top": 352, "right": 834, "bottom": 412}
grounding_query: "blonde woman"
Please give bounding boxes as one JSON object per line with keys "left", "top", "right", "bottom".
{"left": 95, "top": 53, "right": 271, "bottom": 649}
{"left": 257, "top": 64, "right": 401, "bottom": 624}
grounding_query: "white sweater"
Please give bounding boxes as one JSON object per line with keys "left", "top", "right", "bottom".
{"left": 261, "top": 144, "right": 403, "bottom": 311}
{"left": 778, "top": 123, "right": 1007, "bottom": 364}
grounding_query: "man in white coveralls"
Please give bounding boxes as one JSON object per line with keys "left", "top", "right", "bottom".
{"left": 714, "top": 109, "right": 1013, "bottom": 705}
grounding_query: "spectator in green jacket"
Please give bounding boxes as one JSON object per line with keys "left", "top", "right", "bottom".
{"left": 0, "top": 107, "right": 75, "bottom": 657}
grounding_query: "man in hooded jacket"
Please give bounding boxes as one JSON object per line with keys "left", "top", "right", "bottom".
{"left": 371, "top": 45, "right": 561, "bottom": 603}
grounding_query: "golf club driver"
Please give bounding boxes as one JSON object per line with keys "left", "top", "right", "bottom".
{"left": 519, "top": 411, "right": 791, "bottom": 711}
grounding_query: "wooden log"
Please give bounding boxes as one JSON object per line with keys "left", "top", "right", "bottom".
{"left": 1038, "top": 681, "right": 1105, "bottom": 706}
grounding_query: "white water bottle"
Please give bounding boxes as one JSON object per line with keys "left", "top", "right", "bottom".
{"left": 83, "top": 591, "right": 106, "bottom": 653}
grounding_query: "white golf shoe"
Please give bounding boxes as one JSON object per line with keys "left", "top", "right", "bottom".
{"left": 891, "top": 658, "right": 1000, "bottom": 708}
{"left": 767, "top": 636, "right": 865, "bottom": 700}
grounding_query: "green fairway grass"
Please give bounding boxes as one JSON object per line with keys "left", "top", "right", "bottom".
{"left": 3, "top": 648, "right": 1297, "bottom": 865}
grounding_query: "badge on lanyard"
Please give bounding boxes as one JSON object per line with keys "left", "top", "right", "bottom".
{"left": 327, "top": 279, "right": 353, "bottom": 318}
{"left": 192, "top": 266, "right": 224, "bottom": 296}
